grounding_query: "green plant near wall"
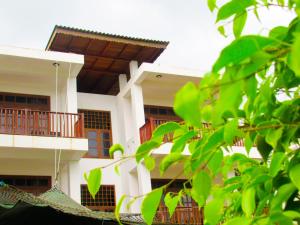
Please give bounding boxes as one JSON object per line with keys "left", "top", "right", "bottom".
{"left": 86, "top": 0, "right": 300, "bottom": 224}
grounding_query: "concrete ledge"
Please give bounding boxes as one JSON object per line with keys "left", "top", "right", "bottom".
{"left": 0, "top": 134, "right": 88, "bottom": 160}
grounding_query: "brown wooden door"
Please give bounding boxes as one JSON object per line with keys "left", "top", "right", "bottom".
{"left": 84, "top": 129, "right": 112, "bottom": 158}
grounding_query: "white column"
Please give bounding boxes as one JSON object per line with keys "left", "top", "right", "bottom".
{"left": 119, "top": 74, "right": 127, "bottom": 90}
{"left": 66, "top": 77, "right": 78, "bottom": 113}
{"left": 68, "top": 161, "right": 81, "bottom": 203}
{"left": 129, "top": 60, "right": 139, "bottom": 78}
{"left": 130, "top": 83, "right": 152, "bottom": 197}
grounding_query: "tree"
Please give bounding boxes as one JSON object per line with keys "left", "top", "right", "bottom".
{"left": 86, "top": 1, "right": 300, "bottom": 224}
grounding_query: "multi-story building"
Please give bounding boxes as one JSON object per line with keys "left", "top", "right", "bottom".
{"left": 0, "top": 26, "right": 259, "bottom": 224}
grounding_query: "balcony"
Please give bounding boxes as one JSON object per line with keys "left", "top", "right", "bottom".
{"left": 140, "top": 117, "right": 245, "bottom": 146}
{"left": 0, "top": 108, "right": 84, "bottom": 138}
{"left": 156, "top": 206, "right": 203, "bottom": 225}
{"left": 0, "top": 108, "right": 87, "bottom": 160}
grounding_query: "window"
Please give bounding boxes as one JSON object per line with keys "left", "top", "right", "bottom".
{"left": 0, "top": 92, "right": 50, "bottom": 111}
{"left": 0, "top": 175, "right": 51, "bottom": 196}
{"left": 144, "top": 105, "right": 177, "bottom": 118}
{"left": 78, "top": 110, "right": 112, "bottom": 158}
{"left": 81, "top": 185, "right": 115, "bottom": 212}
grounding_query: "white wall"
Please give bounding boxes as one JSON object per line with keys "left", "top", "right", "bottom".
{"left": 0, "top": 72, "right": 68, "bottom": 112}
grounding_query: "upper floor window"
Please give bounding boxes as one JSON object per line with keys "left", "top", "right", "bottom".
{"left": 144, "top": 105, "right": 177, "bottom": 119}
{"left": 81, "top": 184, "right": 115, "bottom": 212}
{"left": 0, "top": 92, "right": 50, "bottom": 111}
{"left": 78, "top": 109, "right": 112, "bottom": 158}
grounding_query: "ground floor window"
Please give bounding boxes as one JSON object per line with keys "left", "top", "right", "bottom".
{"left": 0, "top": 175, "right": 51, "bottom": 195}
{"left": 80, "top": 184, "right": 116, "bottom": 212}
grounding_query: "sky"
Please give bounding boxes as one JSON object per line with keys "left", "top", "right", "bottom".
{"left": 0, "top": 0, "right": 296, "bottom": 72}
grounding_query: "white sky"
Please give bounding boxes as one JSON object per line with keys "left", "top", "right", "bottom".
{"left": 0, "top": 0, "right": 296, "bottom": 72}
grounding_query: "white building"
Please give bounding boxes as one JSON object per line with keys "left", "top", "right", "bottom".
{"left": 0, "top": 26, "right": 257, "bottom": 224}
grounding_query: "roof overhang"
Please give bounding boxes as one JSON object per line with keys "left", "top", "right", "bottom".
{"left": 46, "top": 25, "right": 169, "bottom": 95}
{"left": 0, "top": 45, "right": 84, "bottom": 79}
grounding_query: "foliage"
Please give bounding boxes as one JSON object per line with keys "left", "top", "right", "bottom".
{"left": 87, "top": 0, "right": 300, "bottom": 224}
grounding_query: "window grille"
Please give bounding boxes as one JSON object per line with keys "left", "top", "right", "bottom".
{"left": 81, "top": 185, "right": 115, "bottom": 211}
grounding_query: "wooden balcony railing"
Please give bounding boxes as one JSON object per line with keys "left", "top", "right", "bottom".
{"left": 156, "top": 206, "right": 204, "bottom": 225}
{"left": 140, "top": 117, "right": 245, "bottom": 146}
{"left": 0, "top": 108, "right": 85, "bottom": 138}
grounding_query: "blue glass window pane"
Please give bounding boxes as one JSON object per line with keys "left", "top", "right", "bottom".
{"left": 88, "top": 148, "right": 99, "bottom": 157}
{"left": 88, "top": 140, "right": 97, "bottom": 147}
{"left": 103, "top": 148, "right": 109, "bottom": 157}
{"left": 100, "top": 131, "right": 110, "bottom": 139}
{"left": 88, "top": 131, "right": 97, "bottom": 138}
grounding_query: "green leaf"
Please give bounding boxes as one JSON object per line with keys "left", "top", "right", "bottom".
{"left": 171, "top": 130, "right": 197, "bottom": 153}
{"left": 244, "top": 75, "right": 258, "bottom": 102}
{"left": 144, "top": 155, "right": 156, "bottom": 171}
{"left": 269, "top": 26, "right": 288, "bottom": 40}
{"left": 242, "top": 187, "right": 256, "bottom": 218}
{"left": 109, "top": 144, "right": 124, "bottom": 158}
{"left": 245, "top": 133, "right": 253, "bottom": 154}
{"left": 86, "top": 168, "right": 102, "bottom": 199}
{"left": 266, "top": 127, "right": 283, "bottom": 149}
{"left": 152, "top": 122, "right": 181, "bottom": 139}
{"left": 218, "top": 26, "right": 227, "bottom": 37}
{"left": 207, "top": 0, "right": 216, "bottom": 12}
{"left": 191, "top": 128, "right": 224, "bottom": 171}
{"left": 164, "top": 193, "right": 180, "bottom": 217}
{"left": 115, "top": 195, "right": 126, "bottom": 225}
{"left": 289, "top": 164, "right": 300, "bottom": 190}
{"left": 290, "top": 33, "right": 300, "bottom": 77}
{"left": 141, "top": 188, "right": 163, "bottom": 225}
{"left": 191, "top": 171, "right": 212, "bottom": 206}
{"left": 213, "top": 35, "right": 274, "bottom": 72}
{"left": 223, "top": 217, "right": 252, "bottom": 225}
{"left": 160, "top": 153, "right": 185, "bottom": 174}
{"left": 269, "top": 152, "right": 286, "bottom": 177}
{"left": 174, "top": 82, "right": 201, "bottom": 127}
{"left": 136, "top": 140, "right": 160, "bottom": 163}
{"left": 217, "top": 0, "right": 254, "bottom": 22}
{"left": 114, "top": 165, "right": 120, "bottom": 176}
{"left": 204, "top": 198, "right": 224, "bottom": 225}
{"left": 283, "top": 210, "right": 300, "bottom": 219}
{"left": 271, "top": 182, "right": 297, "bottom": 210}
{"left": 233, "top": 10, "right": 247, "bottom": 38}
{"left": 256, "top": 135, "right": 272, "bottom": 162}
{"left": 224, "top": 119, "right": 239, "bottom": 145}
{"left": 207, "top": 150, "right": 223, "bottom": 175}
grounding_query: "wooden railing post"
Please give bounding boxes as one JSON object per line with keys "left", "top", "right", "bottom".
{"left": 80, "top": 113, "right": 85, "bottom": 138}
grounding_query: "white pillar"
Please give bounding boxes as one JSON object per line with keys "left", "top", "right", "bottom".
{"left": 130, "top": 83, "right": 152, "bottom": 196}
{"left": 129, "top": 60, "right": 139, "bottom": 78}
{"left": 66, "top": 77, "right": 78, "bottom": 113}
{"left": 68, "top": 161, "right": 81, "bottom": 203}
{"left": 119, "top": 74, "right": 127, "bottom": 90}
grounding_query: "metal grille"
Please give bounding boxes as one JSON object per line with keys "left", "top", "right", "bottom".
{"left": 78, "top": 110, "right": 111, "bottom": 130}
{"left": 81, "top": 185, "right": 115, "bottom": 211}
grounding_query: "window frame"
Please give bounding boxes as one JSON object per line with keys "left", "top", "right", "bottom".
{"left": 0, "top": 92, "right": 50, "bottom": 111}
